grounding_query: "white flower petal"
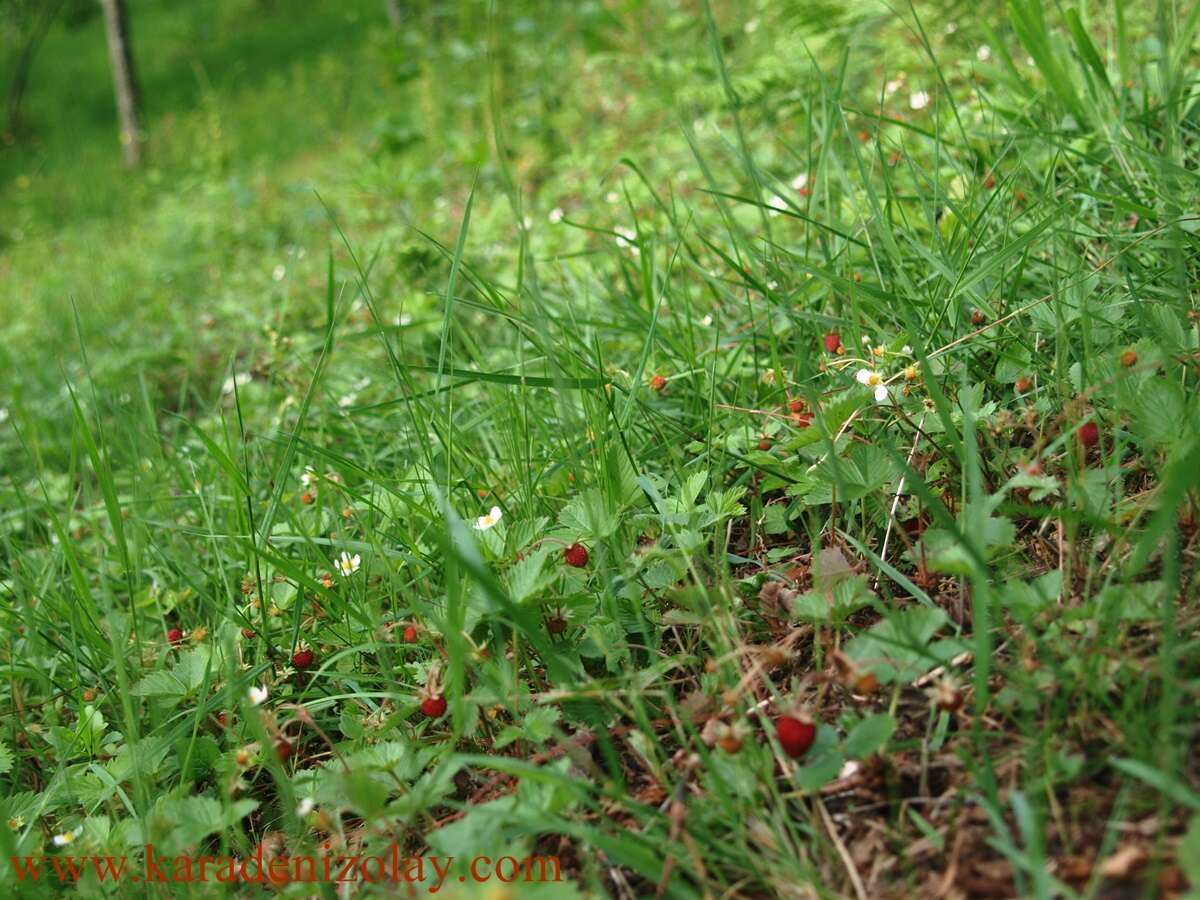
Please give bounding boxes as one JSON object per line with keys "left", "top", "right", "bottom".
{"left": 910, "top": 90, "right": 930, "bottom": 110}
{"left": 474, "top": 506, "right": 504, "bottom": 531}
{"left": 249, "top": 685, "right": 269, "bottom": 706}
{"left": 874, "top": 384, "right": 890, "bottom": 403}
{"left": 296, "top": 798, "right": 316, "bottom": 817}
{"left": 856, "top": 369, "right": 873, "bottom": 385}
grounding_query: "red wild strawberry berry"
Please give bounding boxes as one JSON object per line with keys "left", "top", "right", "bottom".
{"left": 1015, "top": 190, "right": 1026, "bottom": 202}
{"left": 241, "top": 628, "right": 255, "bottom": 639}
{"left": 546, "top": 616, "right": 567, "bottom": 635}
{"left": 757, "top": 438, "right": 773, "bottom": 451}
{"left": 564, "top": 542, "right": 589, "bottom": 568}
{"left": 788, "top": 398, "right": 806, "bottom": 414}
{"left": 167, "top": 628, "right": 185, "bottom": 646}
{"left": 650, "top": 374, "right": 667, "bottom": 392}
{"left": 795, "top": 412, "right": 814, "bottom": 428}
{"left": 984, "top": 176, "right": 995, "bottom": 189}
{"left": 274, "top": 739, "right": 293, "bottom": 762}
{"left": 1014, "top": 376, "right": 1032, "bottom": 394}
{"left": 1120, "top": 349, "right": 1138, "bottom": 367}
{"left": 402, "top": 624, "right": 419, "bottom": 643}
{"left": 823, "top": 332, "right": 841, "bottom": 353}
{"left": 292, "top": 648, "right": 314, "bottom": 670}
{"left": 1077, "top": 421, "right": 1100, "bottom": 448}
{"left": 971, "top": 309, "right": 987, "bottom": 326}
{"left": 421, "top": 695, "right": 447, "bottom": 718}
{"left": 775, "top": 715, "right": 817, "bottom": 759}
{"left": 301, "top": 491, "right": 315, "bottom": 505}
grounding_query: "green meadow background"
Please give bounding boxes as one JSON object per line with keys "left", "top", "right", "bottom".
{"left": 2, "top": 0, "right": 1199, "bottom": 897}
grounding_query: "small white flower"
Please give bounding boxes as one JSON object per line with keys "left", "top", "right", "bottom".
{"left": 337, "top": 552, "right": 361, "bottom": 577}
{"left": 790, "top": 173, "right": 809, "bottom": 192}
{"left": 766, "top": 194, "right": 787, "bottom": 216}
{"left": 474, "top": 506, "right": 503, "bottom": 531}
{"left": 884, "top": 75, "right": 905, "bottom": 97}
{"left": 548, "top": 207, "right": 564, "bottom": 224}
{"left": 248, "top": 685, "right": 269, "bottom": 706}
{"left": 296, "top": 798, "right": 316, "bottom": 817}
{"left": 53, "top": 828, "right": 81, "bottom": 848}
{"left": 856, "top": 369, "right": 891, "bottom": 402}
{"left": 910, "top": 90, "right": 930, "bottom": 110}
{"left": 605, "top": 190, "right": 620, "bottom": 204}
{"left": 221, "top": 372, "right": 252, "bottom": 396}
{"left": 700, "top": 314, "right": 713, "bottom": 327}
{"left": 338, "top": 393, "right": 357, "bottom": 409}
{"left": 300, "top": 466, "right": 316, "bottom": 488}
{"left": 396, "top": 312, "right": 413, "bottom": 327}
{"left": 614, "top": 227, "right": 640, "bottom": 257}
{"left": 977, "top": 45, "right": 991, "bottom": 61}
{"left": 901, "top": 345, "right": 913, "bottom": 355}
{"left": 744, "top": 17, "right": 759, "bottom": 33}
{"left": 272, "top": 264, "right": 287, "bottom": 282}
{"left": 0, "top": 407, "right": 8, "bottom": 423}
{"left": 861, "top": 335, "right": 872, "bottom": 346}
{"left": 521, "top": 215, "right": 533, "bottom": 231}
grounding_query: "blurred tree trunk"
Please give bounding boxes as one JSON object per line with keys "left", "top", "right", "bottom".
{"left": 384, "top": 0, "right": 403, "bottom": 28}
{"left": 3, "top": 0, "right": 65, "bottom": 137}
{"left": 99, "top": 0, "right": 142, "bottom": 167}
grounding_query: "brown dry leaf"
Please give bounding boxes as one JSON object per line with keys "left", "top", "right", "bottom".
{"left": 813, "top": 546, "right": 855, "bottom": 587}
{"left": 1099, "top": 844, "right": 1147, "bottom": 879}
{"left": 1057, "top": 855, "right": 1093, "bottom": 883}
